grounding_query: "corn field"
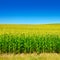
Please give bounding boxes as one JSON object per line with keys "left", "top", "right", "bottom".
{"left": 0, "top": 33, "right": 60, "bottom": 54}
{"left": 0, "top": 24, "right": 60, "bottom": 54}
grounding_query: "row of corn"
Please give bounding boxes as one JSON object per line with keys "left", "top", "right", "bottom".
{"left": 0, "top": 33, "right": 60, "bottom": 54}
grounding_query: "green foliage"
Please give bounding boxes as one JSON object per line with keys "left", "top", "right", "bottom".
{"left": 0, "top": 33, "right": 60, "bottom": 54}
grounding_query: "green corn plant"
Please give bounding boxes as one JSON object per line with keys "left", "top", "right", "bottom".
{"left": 0, "top": 33, "right": 60, "bottom": 54}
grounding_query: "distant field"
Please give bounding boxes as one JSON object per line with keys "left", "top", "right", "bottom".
{"left": 0, "top": 24, "right": 60, "bottom": 34}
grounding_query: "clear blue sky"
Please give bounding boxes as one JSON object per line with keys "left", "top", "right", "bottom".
{"left": 0, "top": 0, "right": 60, "bottom": 24}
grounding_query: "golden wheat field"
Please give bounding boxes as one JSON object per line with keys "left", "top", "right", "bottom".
{"left": 0, "top": 24, "right": 60, "bottom": 34}
{"left": 0, "top": 24, "right": 60, "bottom": 60}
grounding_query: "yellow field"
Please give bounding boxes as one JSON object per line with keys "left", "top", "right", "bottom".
{"left": 0, "top": 24, "right": 60, "bottom": 34}
{"left": 0, "top": 53, "right": 60, "bottom": 60}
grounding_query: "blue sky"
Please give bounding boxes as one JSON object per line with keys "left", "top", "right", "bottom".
{"left": 0, "top": 0, "right": 60, "bottom": 24}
